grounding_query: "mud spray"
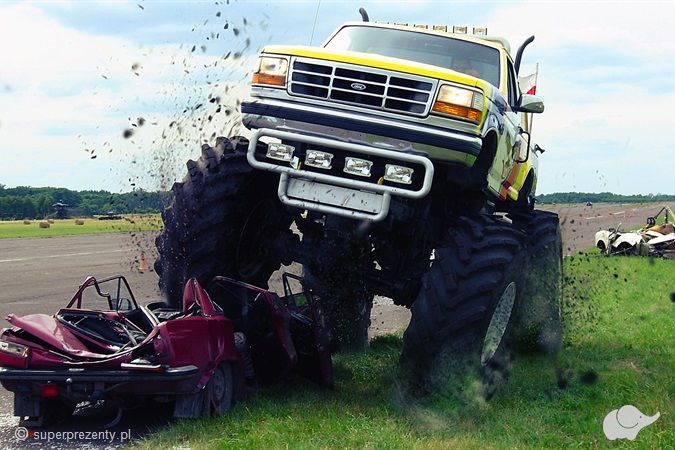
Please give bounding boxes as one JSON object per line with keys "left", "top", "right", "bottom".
{"left": 81, "top": 3, "right": 269, "bottom": 284}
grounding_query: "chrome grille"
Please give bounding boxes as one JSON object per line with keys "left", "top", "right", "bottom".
{"left": 289, "top": 58, "right": 436, "bottom": 116}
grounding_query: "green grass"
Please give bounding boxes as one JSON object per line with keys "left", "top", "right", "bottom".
{"left": 135, "top": 255, "right": 674, "bottom": 449}
{"left": 0, "top": 215, "right": 162, "bottom": 239}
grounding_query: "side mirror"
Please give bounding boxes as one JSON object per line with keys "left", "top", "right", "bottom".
{"left": 534, "top": 144, "right": 545, "bottom": 154}
{"left": 515, "top": 127, "right": 531, "bottom": 163}
{"left": 516, "top": 94, "right": 545, "bottom": 113}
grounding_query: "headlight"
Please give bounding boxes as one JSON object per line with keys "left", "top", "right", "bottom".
{"left": 266, "top": 142, "right": 295, "bottom": 162}
{"left": 344, "top": 157, "right": 372, "bottom": 177}
{"left": 305, "top": 150, "right": 333, "bottom": 169}
{"left": 432, "top": 85, "right": 484, "bottom": 123}
{"left": 252, "top": 56, "right": 288, "bottom": 87}
{"left": 0, "top": 341, "right": 30, "bottom": 358}
{"left": 384, "top": 165, "right": 414, "bottom": 184}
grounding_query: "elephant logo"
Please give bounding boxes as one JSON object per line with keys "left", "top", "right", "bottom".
{"left": 603, "top": 405, "right": 660, "bottom": 440}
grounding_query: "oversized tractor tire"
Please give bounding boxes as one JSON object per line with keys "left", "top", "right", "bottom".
{"left": 400, "top": 215, "right": 529, "bottom": 395}
{"left": 303, "top": 236, "right": 373, "bottom": 352}
{"left": 507, "top": 210, "right": 564, "bottom": 354}
{"left": 154, "top": 136, "right": 294, "bottom": 307}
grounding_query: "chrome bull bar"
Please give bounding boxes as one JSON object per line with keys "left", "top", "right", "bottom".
{"left": 247, "top": 129, "right": 435, "bottom": 221}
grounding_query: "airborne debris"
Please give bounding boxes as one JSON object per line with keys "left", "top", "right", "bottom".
{"left": 579, "top": 370, "right": 598, "bottom": 385}
{"left": 123, "top": 129, "right": 134, "bottom": 139}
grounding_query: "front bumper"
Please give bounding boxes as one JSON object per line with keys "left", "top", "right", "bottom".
{"left": 241, "top": 98, "right": 482, "bottom": 164}
{"left": 247, "top": 129, "right": 435, "bottom": 221}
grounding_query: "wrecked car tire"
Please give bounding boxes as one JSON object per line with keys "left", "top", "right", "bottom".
{"left": 400, "top": 215, "right": 528, "bottom": 397}
{"left": 173, "top": 362, "right": 234, "bottom": 419}
{"left": 155, "top": 136, "right": 293, "bottom": 307}
{"left": 507, "top": 210, "right": 564, "bottom": 355}
{"left": 204, "top": 363, "right": 234, "bottom": 417}
{"left": 18, "top": 399, "right": 75, "bottom": 427}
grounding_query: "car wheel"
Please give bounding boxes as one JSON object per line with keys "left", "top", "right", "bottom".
{"left": 204, "top": 363, "right": 234, "bottom": 417}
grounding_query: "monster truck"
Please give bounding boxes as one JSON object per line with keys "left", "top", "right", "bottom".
{"left": 155, "top": 13, "right": 562, "bottom": 390}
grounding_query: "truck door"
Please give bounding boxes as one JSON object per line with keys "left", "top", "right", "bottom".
{"left": 488, "top": 59, "right": 524, "bottom": 198}
{"left": 503, "top": 59, "right": 524, "bottom": 182}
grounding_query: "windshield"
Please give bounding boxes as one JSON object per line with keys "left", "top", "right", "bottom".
{"left": 76, "top": 277, "right": 137, "bottom": 311}
{"left": 325, "top": 26, "right": 501, "bottom": 87}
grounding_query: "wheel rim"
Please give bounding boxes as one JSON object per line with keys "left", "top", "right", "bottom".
{"left": 211, "top": 367, "right": 225, "bottom": 408}
{"left": 481, "top": 282, "right": 516, "bottom": 366}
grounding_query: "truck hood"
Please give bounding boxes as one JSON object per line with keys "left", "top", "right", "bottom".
{"left": 262, "top": 45, "right": 494, "bottom": 95}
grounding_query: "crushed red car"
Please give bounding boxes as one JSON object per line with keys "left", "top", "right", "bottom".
{"left": 0, "top": 273, "right": 332, "bottom": 426}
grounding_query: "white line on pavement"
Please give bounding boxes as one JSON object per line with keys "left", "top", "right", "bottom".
{"left": 0, "top": 249, "right": 127, "bottom": 264}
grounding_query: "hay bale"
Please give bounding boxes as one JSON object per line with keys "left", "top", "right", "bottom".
{"left": 23, "top": 220, "right": 31, "bottom": 225}
{"left": 47, "top": 219, "right": 55, "bottom": 224}
{"left": 39, "top": 221, "right": 50, "bottom": 229}
{"left": 74, "top": 219, "right": 85, "bottom": 226}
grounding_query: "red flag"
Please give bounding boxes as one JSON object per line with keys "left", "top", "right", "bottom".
{"left": 518, "top": 73, "right": 537, "bottom": 95}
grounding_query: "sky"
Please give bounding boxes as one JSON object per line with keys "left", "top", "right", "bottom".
{"left": 0, "top": 0, "right": 673, "bottom": 195}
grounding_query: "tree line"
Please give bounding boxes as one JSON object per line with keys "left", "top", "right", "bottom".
{"left": 0, "top": 184, "right": 169, "bottom": 220}
{"left": 2, "top": 183, "right": 672, "bottom": 220}
{"left": 536, "top": 192, "right": 675, "bottom": 204}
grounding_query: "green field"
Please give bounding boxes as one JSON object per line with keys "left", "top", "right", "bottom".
{"left": 0, "top": 216, "right": 162, "bottom": 239}
{"left": 135, "top": 254, "right": 674, "bottom": 449}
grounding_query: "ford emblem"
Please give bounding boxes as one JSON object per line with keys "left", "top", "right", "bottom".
{"left": 350, "top": 82, "right": 367, "bottom": 91}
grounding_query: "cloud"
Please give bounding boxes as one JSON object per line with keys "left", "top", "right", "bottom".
{"left": 478, "top": 1, "right": 675, "bottom": 194}
{"left": 0, "top": 2, "right": 259, "bottom": 191}
{"left": 0, "top": 1, "right": 673, "bottom": 196}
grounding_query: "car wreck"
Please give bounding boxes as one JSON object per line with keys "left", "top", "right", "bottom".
{"left": 594, "top": 206, "right": 675, "bottom": 258}
{"left": 0, "top": 274, "right": 332, "bottom": 427}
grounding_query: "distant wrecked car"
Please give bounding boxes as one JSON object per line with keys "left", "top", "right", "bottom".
{"left": 594, "top": 206, "right": 675, "bottom": 258}
{"left": 0, "top": 274, "right": 331, "bottom": 427}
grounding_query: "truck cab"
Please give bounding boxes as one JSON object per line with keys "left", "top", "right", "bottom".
{"left": 242, "top": 21, "right": 544, "bottom": 220}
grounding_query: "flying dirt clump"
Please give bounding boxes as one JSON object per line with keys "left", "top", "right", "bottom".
{"left": 103, "top": 4, "right": 265, "bottom": 270}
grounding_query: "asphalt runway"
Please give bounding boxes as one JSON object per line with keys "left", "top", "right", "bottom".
{"left": 0, "top": 201, "right": 670, "bottom": 447}
{"left": 0, "top": 233, "right": 161, "bottom": 321}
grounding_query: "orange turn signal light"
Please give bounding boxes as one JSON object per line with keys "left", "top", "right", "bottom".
{"left": 432, "top": 101, "right": 482, "bottom": 123}
{"left": 252, "top": 73, "right": 286, "bottom": 87}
